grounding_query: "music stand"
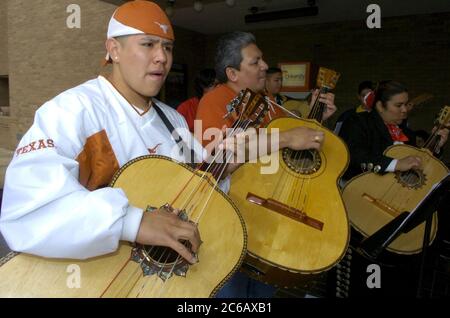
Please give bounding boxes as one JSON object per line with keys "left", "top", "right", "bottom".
{"left": 357, "top": 173, "right": 450, "bottom": 297}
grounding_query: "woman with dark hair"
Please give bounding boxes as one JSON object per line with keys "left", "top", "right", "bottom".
{"left": 340, "top": 80, "right": 448, "bottom": 182}
{"left": 177, "top": 68, "right": 217, "bottom": 132}
{"left": 338, "top": 80, "right": 449, "bottom": 297}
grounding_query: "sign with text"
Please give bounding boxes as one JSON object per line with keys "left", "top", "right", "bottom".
{"left": 279, "top": 62, "right": 311, "bottom": 92}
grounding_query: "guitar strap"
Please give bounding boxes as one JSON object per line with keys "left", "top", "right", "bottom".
{"left": 153, "top": 103, "right": 196, "bottom": 168}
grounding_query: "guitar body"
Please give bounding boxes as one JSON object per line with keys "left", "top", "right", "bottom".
{"left": 0, "top": 155, "right": 247, "bottom": 297}
{"left": 229, "top": 117, "right": 350, "bottom": 286}
{"left": 342, "top": 144, "right": 448, "bottom": 254}
{"left": 283, "top": 99, "right": 310, "bottom": 118}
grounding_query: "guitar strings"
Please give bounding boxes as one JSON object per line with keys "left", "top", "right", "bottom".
{"left": 144, "top": 122, "right": 251, "bottom": 298}
{"left": 379, "top": 126, "right": 444, "bottom": 213}
{"left": 134, "top": 95, "right": 259, "bottom": 297}
{"left": 379, "top": 109, "right": 448, "bottom": 209}
{"left": 264, "top": 89, "right": 324, "bottom": 215}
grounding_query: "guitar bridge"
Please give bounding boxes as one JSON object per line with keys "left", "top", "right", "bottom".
{"left": 362, "top": 193, "right": 400, "bottom": 217}
{"left": 246, "top": 192, "right": 323, "bottom": 231}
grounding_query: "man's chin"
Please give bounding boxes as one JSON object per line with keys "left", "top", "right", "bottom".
{"left": 141, "top": 87, "right": 163, "bottom": 98}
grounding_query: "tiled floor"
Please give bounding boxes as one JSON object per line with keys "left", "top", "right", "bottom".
{"left": 0, "top": 233, "right": 9, "bottom": 259}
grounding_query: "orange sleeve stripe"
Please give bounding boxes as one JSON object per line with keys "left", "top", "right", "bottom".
{"left": 76, "top": 130, "right": 120, "bottom": 191}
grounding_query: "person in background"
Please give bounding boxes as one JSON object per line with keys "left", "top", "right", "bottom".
{"left": 265, "top": 67, "right": 285, "bottom": 105}
{"left": 177, "top": 68, "right": 217, "bottom": 132}
{"left": 340, "top": 80, "right": 448, "bottom": 183}
{"left": 415, "top": 129, "right": 430, "bottom": 148}
{"left": 195, "top": 31, "right": 337, "bottom": 298}
{"left": 334, "top": 80, "right": 373, "bottom": 135}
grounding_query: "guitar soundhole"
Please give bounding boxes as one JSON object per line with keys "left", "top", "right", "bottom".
{"left": 131, "top": 205, "right": 191, "bottom": 281}
{"left": 132, "top": 242, "right": 190, "bottom": 281}
{"left": 146, "top": 244, "right": 187, "bottom": 264}
{"left": 395, "top": 169, "right": 426, "bottom": 189}
{"left": 282, "top": 148, "right": 322, "bottom": 174}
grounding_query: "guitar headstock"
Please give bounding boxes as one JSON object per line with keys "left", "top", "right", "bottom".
{"left": 316, "top": 67, "right": 340, "bottom": 90}
{"left": 436, "top": 106, "right": 450, "bottom": 128}
{"left": 225, "top": 89, "right": 269, "bottom": 128}
{"left": 409, "top": 93, "right": 433, "bottom": 107}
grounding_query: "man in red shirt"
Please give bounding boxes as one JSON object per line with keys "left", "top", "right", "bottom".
{"left": 196, "top": 31, "right": 336, "bottom": 148}
{"left": 177, "top": 68, "right": 217, "bottom": 132}
{"left": 196, "top": 31, "right": 338, "bottom": 298}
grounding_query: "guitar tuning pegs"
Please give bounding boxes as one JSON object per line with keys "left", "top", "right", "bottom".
{"left": 361, "top": 163, "right": 367, "bottom": 172}
{"left": 224, "top": 98, "right": 239, "bottom": 119}
{"left": 367, "top": 163, "right": 374, "bottom": 171}
{"left": 374, "top": 165, "right": 381, "bottom": 173}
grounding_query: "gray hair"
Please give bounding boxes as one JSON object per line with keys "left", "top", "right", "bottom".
{"left": 215, "top": 31, "right": 256, "bottom": 84}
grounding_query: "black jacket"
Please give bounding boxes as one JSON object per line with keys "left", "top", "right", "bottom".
{"left": 339, "top": 110, "right": 416, "bottom": 180}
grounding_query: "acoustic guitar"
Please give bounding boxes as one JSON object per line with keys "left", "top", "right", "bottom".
{"left": 342, "top": 106, "right": 450, "bottom": 255}
{"left": 0, "top": 89, "right": 270, "bottom": 297}
{"left": 229, "top": 67, "right": 350, "bottom": 287}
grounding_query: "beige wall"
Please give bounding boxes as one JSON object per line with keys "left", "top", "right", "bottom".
{"left": 0, "top": 0, "right": 8, "bottom": 75}
{"left": 7, "top": 0, "right": 115, "bottom": 142}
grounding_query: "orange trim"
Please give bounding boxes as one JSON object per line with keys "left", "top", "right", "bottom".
{"left": 102, "top": 76, "right": 152, "bottom": 117}
{"left": 130, "top": 103, "right": 151, "bottom": 117}
{"left": 76, "top": 130, "right": 120, "bottom": 191}
{"left": 114, "top": 1, "right": 174, "bottom": 41}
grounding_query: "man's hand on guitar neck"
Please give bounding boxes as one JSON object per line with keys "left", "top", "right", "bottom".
{"left": 310, "top": 89, "right": 337, "bottom": 121}
{"left": 432, "top": 126, "right": 449, "bottom": 149}
{"left": 217, "top": 126, "right": 325, "bottom": 164}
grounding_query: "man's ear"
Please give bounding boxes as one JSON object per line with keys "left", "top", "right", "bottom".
{"left": 105, "top": 38, "right": 121, "bottom": 63}
{"left": 225, "top": 67, "right": 238, "bottom": 83}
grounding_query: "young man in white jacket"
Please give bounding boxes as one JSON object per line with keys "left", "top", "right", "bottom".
{"left": 0, "top": 1, "right": 205, "bottom": 263}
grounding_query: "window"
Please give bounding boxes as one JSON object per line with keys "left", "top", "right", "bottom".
{"left": 0, "top": 76, "right": 9, "bottom": 116}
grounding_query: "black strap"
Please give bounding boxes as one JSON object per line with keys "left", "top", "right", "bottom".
{"left": 153, "top": 103, "right": 196, "bottom": 166}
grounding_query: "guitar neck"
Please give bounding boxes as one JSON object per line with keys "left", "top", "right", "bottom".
{"left": 307, "top": 87, "right": 329, "bottom": 123}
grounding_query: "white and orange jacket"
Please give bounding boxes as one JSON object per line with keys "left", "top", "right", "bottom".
{"left": 0, "top": 76, "right": 208, "bottom": 259}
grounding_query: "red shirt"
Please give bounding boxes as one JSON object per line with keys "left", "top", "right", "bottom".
{"left": 177, "top": 97, "right": 199, "bottom": 132}
{"left": 196, "top": 84, "right": 286, "bottom": 147}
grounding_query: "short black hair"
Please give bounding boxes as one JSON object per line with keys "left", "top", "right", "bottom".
{"left": 358, "top": 80, "right": 373, "bottom": 95}
{"left": 267, "top": 67, "right": 282, "bottom": 75}
{"left": 415, "top": 129, "right": 430, "bottom": 141}
{"left": 215, "top": 31, "right": 256, "bottom": 83}
{"left": 194, "top": 68, "right": 216, "bottom": 98}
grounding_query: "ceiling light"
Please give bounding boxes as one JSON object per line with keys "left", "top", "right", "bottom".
{"left": 225, "top": 0, "right": 235, "bottom": 7}
{"left": 165, "top": 0, "right": 175, "bottom": 17}
{"left": 194, "top": 0, "right": 203, "bottom": 12}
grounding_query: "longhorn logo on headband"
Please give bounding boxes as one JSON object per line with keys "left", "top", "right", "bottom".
{"left": 154, "top": 22, "right": 169, "bottom": 34}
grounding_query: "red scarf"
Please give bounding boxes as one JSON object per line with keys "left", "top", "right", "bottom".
{"left": 385, "top": 124, "right": 409, "bottom": 142}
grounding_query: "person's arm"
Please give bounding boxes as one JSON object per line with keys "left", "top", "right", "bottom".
{"left": 218, "top": 126, "right": 325, "bottom": 166}
{"left": 0, "top": 96, "right": 201, "bottom": 263}
{"left": 433, "top": 126, "right": 449, "bottom": 156}
{"left": 0, "top": 97, "right": 143, "bottom": 260}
